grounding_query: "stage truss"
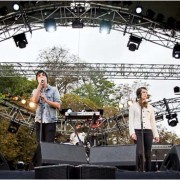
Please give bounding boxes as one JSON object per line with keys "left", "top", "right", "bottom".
{"left": 0, "top": 1, "right": 179, "bottom": 49}
{"left": 1, "top": 62, "right": 180, "bottom": 80}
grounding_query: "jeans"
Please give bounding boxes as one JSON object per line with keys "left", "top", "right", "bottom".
{"left": 35, "top": 122, "right": 56, "bottom": 143}
{"left": 135, "top": 129, "right": 153, "bottom": 171}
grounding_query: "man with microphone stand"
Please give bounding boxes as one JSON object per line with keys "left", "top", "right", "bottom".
{"left": 31, "top": 70, "right": 61, "bottom": 143}
{"left": 129, "top": 87, "right": 159, "bottom": 172}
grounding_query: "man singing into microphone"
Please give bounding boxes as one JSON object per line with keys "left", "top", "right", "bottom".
{"left": 129, "top": 87, "right": 159, "bottom": 172}
{"left": 31, "top": 70, "right": 61, "bottom": 143}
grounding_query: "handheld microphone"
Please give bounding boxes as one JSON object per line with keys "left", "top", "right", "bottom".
{"left": 41, "top": 79, "right": 44, "bottom": 84}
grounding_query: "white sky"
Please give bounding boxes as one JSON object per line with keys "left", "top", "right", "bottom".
{"left": 1, "top": 27, "right": 180, "bottom": 136}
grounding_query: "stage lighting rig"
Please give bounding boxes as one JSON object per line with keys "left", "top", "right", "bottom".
{"left": 99, "top": 20, "right": 112, "bottom": 35}
{"left": 44, "top": 18, "right": 57, "bottom": 32}
{"left": 13, "top": 33, "right": 28, "bottom": 48}
{"left": 8, "top": 120, "right": 20, "bottom": 133}
{"left": 127, "top": 35, "right": 142, "bottom": 51}
{"left": 166, "top": 113, "right": 178, "bottom": 127}
{"left": 172, "top": 43, "right": 180, "bottom": 59}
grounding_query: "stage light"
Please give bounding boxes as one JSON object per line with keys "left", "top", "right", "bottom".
{"left": 174, "top": 86, "right": 180, "bottom": 94}
{"left": 127, "top": 35, "right": 142, "bottom": 51}
{"left": 172, "top": 43, "right": 180, "bottom": 59}
{"left": 8, "top": 121, "right": 20, "bottom": 133}
{"left": 21, "top": 99, "right": 26, "bottom": 104}
{"left": 44, "top": 19, "right": 56, "bottom": 32}
{"left": 166, "top": 113, "right": 178, "bottom": 127}
{"left": 72, "top": 19, "right": 84, "bottom": 28}
{"left": 16, "top": 161, "right": 25, "bottom": 170}
{"left": 0, "top": 6, "right": 8, "bottom": 16}
{"left": 29, "top": 102, "right": 35, "bottom": 108}
{"left": 12, "top": 3, "right": 20, "bottom": 11}
{"left": 99, "top": 20, "right": 112, "bottom": 35}
{"left": 135, "top": 6, "right": 143, "bottom": 14}
{"left": 146, "top": 9, "right": 155, "bottom": 19}
{"left": 13, "top": 33, "right": 28, "bottom": 48}
{"left": 156, "top": 13, "right": 164, "bottom": 23}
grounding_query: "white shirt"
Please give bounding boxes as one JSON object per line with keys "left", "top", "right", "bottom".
{"left": 129, "top": 102, "right": 159, "bottom": 138}
{"left": 70, "top": 132, "right": 86, "bottom": 145}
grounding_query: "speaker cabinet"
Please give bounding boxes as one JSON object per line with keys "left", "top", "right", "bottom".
{"left": 0, "top": 152, "right": 10, "bottom": 170}
{"left": 89, "top": 145, "right": 136, "bottom": 169}
{"left": 35, "top": 164, "right": 75, "bottom": 179}
{"left": 75, "top": 164, "right": 117, "bottom": 179}
{"left": 160, "top": 145, "right": 180, "bottom": 171}
{"left": 32, "top": 142, "right": 88, "bottom": 167}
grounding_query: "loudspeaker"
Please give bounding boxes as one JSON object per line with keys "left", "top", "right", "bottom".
{"left": 35, "top": 164, "right": 75, "bottom": 179}
{"left": 75, "top": 164, "right": 117, "bottom": 179}
{"left": 89, "top": 145, "right": 136, "bottom": 169}
{"left": 160, "top": 145, "right": 180, "bottom": 171}
{"left": 32, "top": 142, "right": 88, "bottom": 167}
{"left": 0, "top": 152, "right": 10, "bottom": 170}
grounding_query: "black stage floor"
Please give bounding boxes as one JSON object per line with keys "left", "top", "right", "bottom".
{"left": 1, "top": 168, "right": 180, "bottom": 179}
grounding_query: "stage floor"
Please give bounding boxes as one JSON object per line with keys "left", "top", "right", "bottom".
{"left": 1, "top": 168, "right": 180, "bottom": 179}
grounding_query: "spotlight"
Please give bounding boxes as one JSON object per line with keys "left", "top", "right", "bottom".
{"left": 166, "top": 113, "right": 178, "bottom": 127}
{"left": 16, "top": 161, "right": 25, "bottom": 170}
{"left": 21, "top": 99, "right": 26, "bottom": 104}
{"left": 29, "top": 102, "right": 35, "bottom": 108}
{"left": 13, "top": 33, "right": 28, "bottom": 48}
{"left": 12, "top": 3, "right": 20, "bottom": 11}
{"left": 156, "top": 13, "right": 164, "bottom": 23}
{"left": 146, "top": 9, "right": 155, "bottom": 19}
{"left": 127, "top": 35, "right": 142, "bottom": 51}
{"left": 72, "top": 19, "right": 84, "bottom": 28}
{"left": 99, "top": 20, "right": 112, "bottom": 35}
{"left": 8, "top": 121, "right": 20, "bottom": 133}
{"left": 0, "top": 6, "right": 8, "bottom": 16}
{"left": 172, "top": 43, "right": 180, "bottom": 59}
{"left": 174, "top": 86, "right": 180, "bottom": 94}
{"left": 44, "top": 18, "right": 56, "bottom": 32}
{"left": 135, "top": 5, "right": 143, "bottom": 14}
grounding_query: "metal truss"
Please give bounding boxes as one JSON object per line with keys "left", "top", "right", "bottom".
{"left": 0, "top": 2, "right": 179, "bottom": 49}
{"left": 1, "top": 62, "right": 180, "bottom": 80}
{"left": 1, "top": 96, "right": 180, "bottom": 136}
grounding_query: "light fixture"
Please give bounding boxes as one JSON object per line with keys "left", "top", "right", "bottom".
{"left": 135, "top": 5, "right": 143, "bottom": 14}
{"left": 166, "top": 113, "right": 178, "bottom": 127}
{"left": 0, "top": 6, "right": 8, "bottom": 16}
{"left": 127, "top": 35, "right": 142, "bottom": 51}
{"left": 174, "top": 86, "right": 180, "bottom": 94}
{"left": 156, "top": 13, "right": 164, "bottom": 23}
{"left": 13, "top": 33, "right": 28, "bottom": 48}
{"left": 99, "top": 20, "right": 112, "bottom": 35}
{"left": 8, "top": 121, "right": 20, "bottom": 133}
{"left": 172, "top": 43, "right": 180, "bottom": 59}
{"left": 29, "top": 102, "right": 35, "bottom": 108}
{"left": 146, "top": 9, "right": 155, "bottom": 19}
{"left": 72, "top": 19, "right": 84, "bottom": 28}
{"left": 21, "top": 99, "right": 26, "bottom": 104}
{"left": 12, "top": 3, "right": 20, "bottom": 11}
{"left": 44, "top": 18, "right": 56, "bottom": 32}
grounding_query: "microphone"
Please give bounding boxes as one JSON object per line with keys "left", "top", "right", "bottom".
{"left": 41, "top": 79, "right": 44, "bottom": 84}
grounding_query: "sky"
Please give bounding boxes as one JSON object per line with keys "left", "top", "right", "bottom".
{"left": 1, "top": 26, "right": 180, "bottom": 135}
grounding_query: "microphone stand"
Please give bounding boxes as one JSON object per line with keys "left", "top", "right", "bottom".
{"left": 140, "top": 100, "right": 145, "bottom": 172}
{"left": 39, "top": 87, "right": 44, "bottom": 143}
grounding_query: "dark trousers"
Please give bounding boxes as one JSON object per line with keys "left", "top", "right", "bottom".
{"left": 135, "top": 129, "right": 153, "bottom": 172}
{"left": 35, "top": 122, "right": 56, "bottom": 143}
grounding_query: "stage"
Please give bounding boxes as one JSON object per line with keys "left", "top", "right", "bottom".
{"left": 0, "top": 168, "right": 180, "bottom": 179}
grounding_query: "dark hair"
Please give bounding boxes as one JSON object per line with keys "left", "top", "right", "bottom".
{"left": 36, "top": 70, "right": 48, "bottom": 82}
{"left": 136, "top": 87, "right": 147, "bottom": 99}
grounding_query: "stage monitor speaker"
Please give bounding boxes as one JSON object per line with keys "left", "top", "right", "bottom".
{"left": 0, "top": 152, "right": 10, "bottom": 170}
{"left": 75, "top": 164, "right": 117, "bottom": 179}
{"left": 32, "top": 142, "right": 88, "bottom": 167}
{"left": 89, "top": 145, "right": 136, "bottom": 169}
{"left": 160, "top": 145, "right": 180, "bottom": 171}
{"left": 35, "top": 164, "right": 75, "bottom": 179}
